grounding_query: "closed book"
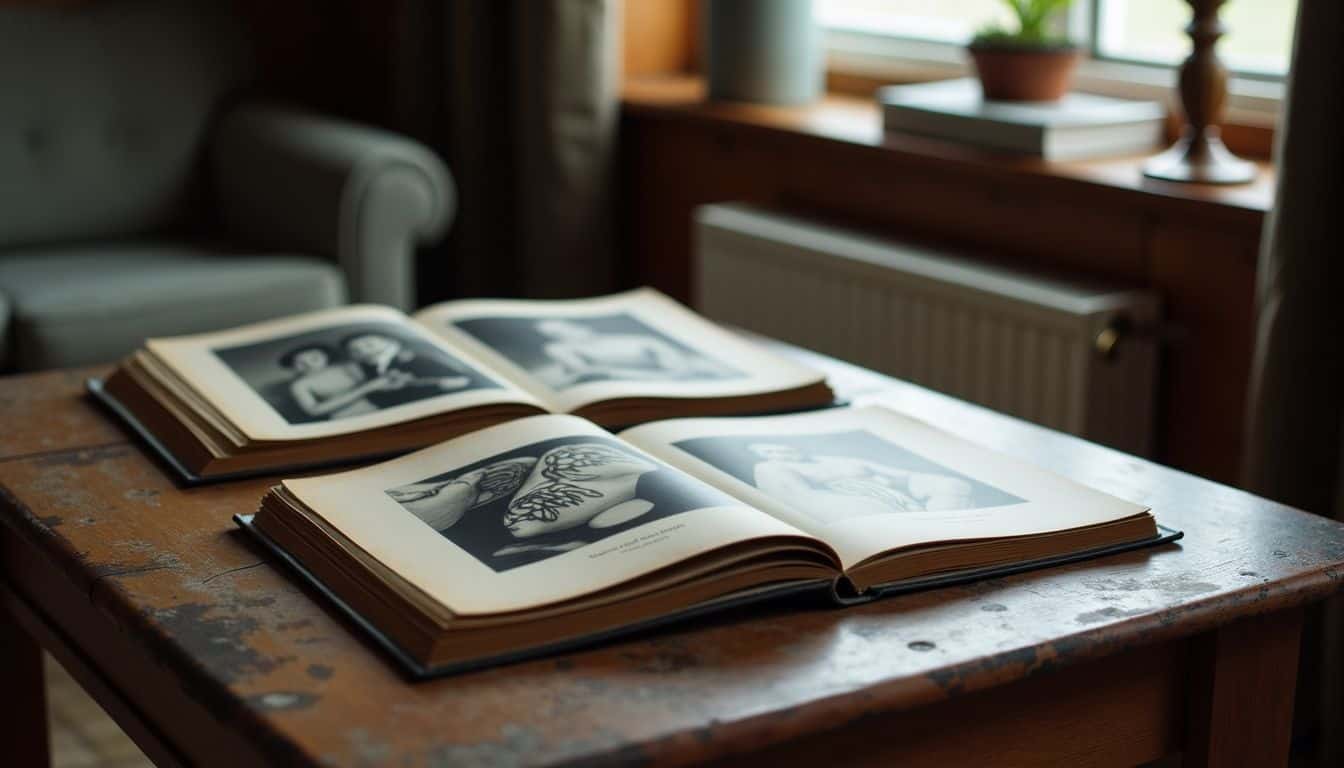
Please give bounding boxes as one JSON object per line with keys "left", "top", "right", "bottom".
{"left": 878, "top": 78, "right": 1165, "bottom": 161}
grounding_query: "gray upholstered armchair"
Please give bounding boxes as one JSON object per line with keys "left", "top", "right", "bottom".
{"left": 0, "top": 0, "right": 454, "bottom": 371}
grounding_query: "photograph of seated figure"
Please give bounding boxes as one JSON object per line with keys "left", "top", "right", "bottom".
{"left": 214, "top": 323, "right": 496, "bottom": 425}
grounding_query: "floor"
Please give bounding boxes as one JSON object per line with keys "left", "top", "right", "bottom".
{"left": 46, "top": 654, "right": 153, "bottom": 768}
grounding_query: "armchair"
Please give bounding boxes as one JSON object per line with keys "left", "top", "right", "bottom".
{"left": 213, "top": 105, "right": 453, "bottom": 312}
{"left": 0, "top": 0, "right": 453, "bottom": 371}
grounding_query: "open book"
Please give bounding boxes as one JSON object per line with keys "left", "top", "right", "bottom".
{"left": 237, "top": 405, "right": 1176, "bottom": 677}
{"left": 91, "top": 289, "right": 833, "bottom": 481}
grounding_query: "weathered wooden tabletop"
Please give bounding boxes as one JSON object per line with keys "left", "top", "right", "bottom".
{"left": 2, "top": 353, "right": 1342, "bottom": 767}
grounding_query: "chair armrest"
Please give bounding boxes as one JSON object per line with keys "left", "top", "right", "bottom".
{"left": 211, "top": 104, "right": 454, "bottom": 309}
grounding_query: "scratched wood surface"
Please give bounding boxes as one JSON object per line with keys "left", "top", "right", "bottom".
{"left": 2, "top": 354, "right": 1343, "bottom": 766}
{"left": 0, "top": 366, "right": 122, "bottom": 461}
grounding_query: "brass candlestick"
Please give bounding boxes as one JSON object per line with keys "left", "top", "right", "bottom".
{"left": 1144, "top": 0, "right": 1256, "bottom": 184}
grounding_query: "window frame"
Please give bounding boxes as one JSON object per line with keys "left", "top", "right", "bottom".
{"left": 820, "top": 1, "right": 1288, "bottom": 126}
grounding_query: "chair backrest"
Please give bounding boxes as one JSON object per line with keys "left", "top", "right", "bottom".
{"left": 0, "top": 0, "right": 253, "bottom": 249}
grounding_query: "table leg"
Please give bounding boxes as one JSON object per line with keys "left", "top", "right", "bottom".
{"left": 1, "top": 607, "right": 50, "bottom": 767}
{"left": 1185, "top": 607, "right": 1304, "bottom": 767}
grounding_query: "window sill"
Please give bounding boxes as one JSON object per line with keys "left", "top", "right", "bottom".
{"left": 621, "top": 74, "right": 1274, "bottom": 223}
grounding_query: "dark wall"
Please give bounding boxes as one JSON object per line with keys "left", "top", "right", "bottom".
{"left": 230, "top": 0, "right": 399, "bottom": 124}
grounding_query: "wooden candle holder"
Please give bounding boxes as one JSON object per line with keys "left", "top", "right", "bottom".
{"left": 1144, "top": 0, "right": 1256, "bottom": 185}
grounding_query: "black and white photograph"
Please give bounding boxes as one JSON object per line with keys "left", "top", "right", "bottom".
{"left": 674, "top": 429, "right": 1024, "bottom": 524}
{"left": 213, "top": 322, "right": 501, "bottom": 425}
{"left": 452, "top": 312, "right": 745, "bottom": 390}
{"left": 385, "top": 435, "right": 736, "bottom": 572}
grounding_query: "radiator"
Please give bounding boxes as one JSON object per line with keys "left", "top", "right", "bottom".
{"left": 694, "top": 203, "right": 1160, "bottom": 456}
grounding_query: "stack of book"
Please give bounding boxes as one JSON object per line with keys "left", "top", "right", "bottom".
{"left": 878, "top": 78, "right": 1165, "bottom": 160}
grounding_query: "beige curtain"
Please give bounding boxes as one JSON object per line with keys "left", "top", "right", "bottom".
{"left": 391, "top": 1, "right": 620, "bottom": 302}
{"left": 1242, "top": 1, "right": 1344, "bottom": 762}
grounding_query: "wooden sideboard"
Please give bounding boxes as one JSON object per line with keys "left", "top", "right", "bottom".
{"left": 619, "top": 76, "right": 1274, "bottom": 487}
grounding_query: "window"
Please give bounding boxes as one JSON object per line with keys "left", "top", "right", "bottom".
{"left": 818, "top": 0, "right": 1296, "bottom": 117}
{"left": 1093, "top": 0, "right": 1296, "bottom": 77}
{"left": 817, "top": 0, "right": 1018, "bottom": 46}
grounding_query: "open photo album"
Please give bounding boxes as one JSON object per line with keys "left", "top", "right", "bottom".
{"left": 90, "top": 289, "right": 834, "bottom": 481}
{"left": 237, "top": 405, "right": 1177, "bottom": 678}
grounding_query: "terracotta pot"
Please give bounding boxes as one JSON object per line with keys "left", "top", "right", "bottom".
{"left": 967, "top": 43, "right": 1080, "bottom": 102}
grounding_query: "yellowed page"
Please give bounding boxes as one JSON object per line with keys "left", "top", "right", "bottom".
{"left": 282, "top": 415, "right": 814, "bottom": 616}
{"left": 412, "top": 288, "right": 825, "bottom": 412}
{"left": 147, "top": 305, "right": 544, "bottom": 441}
{"left": 621, "top": 405, "right": 1150, "bottom": 570}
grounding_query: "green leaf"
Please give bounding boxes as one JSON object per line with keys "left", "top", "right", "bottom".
{"left": 990, "top": 0, "right": 1075, "bottom": 44}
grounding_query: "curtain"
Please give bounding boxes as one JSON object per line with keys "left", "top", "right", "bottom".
{"left": 1242, "top": 1, "right": 1344, "bottom": 762}
{"left": 391, "top": 0, "right": 620, "bottom": 303}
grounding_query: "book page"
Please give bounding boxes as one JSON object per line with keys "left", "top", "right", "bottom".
{"left": 282, "top": 414, "right": 820, "bottom": 616}
{"left": 412, "top": 288, "right": 825, "bottom": 412}
{"left": 147, "top": 305, "right": 544, "bottom": 442}
{"left": 621, "top": 405, "right": 1149, "bottom": 570}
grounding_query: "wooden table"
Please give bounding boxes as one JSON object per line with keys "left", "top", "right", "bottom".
{"left": 2, "top": 353, "right": 1342, "bottom": 767}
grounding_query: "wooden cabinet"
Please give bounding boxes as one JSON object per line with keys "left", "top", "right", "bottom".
{"left": 619, "top": 77, "right": 1272, "bottom": 486}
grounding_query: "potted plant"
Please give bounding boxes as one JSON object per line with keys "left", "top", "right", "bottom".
{"left": 968, "top": 0, "right": 1079, "bottom": 101}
